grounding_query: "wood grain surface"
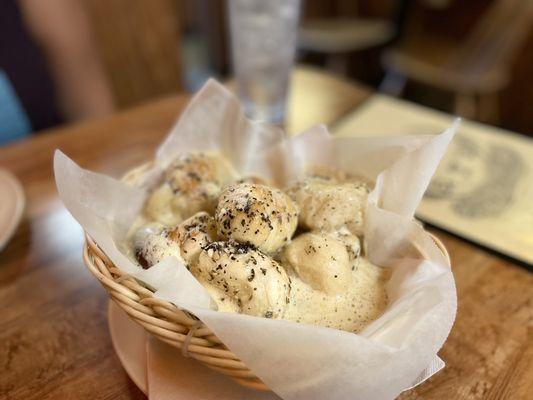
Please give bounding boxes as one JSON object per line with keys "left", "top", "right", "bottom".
{"left": 0, "top": 69, "right": 531, "bottom": 400}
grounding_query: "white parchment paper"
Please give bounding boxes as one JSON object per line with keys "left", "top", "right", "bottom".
{"left": 54, "top": 79, "right": 458, "bottom": 400}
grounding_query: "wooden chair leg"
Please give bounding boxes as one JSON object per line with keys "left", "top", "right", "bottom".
{"left": 454, "top": 93, "right": 477, "bottom": 119}
{"left": 479, "top": 92, "right": 500, "bottom": 124}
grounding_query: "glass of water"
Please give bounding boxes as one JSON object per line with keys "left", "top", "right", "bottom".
{"left": 228, "top": 0, "right": 301, "bottom": 126}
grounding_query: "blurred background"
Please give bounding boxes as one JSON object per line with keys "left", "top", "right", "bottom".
{"left": 1, "top": 0, "right": 532, "bottom": 144}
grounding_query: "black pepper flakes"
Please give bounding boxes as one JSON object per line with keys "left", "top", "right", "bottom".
{"left": 247, "top": 269, "right": 255, "bottom": 282}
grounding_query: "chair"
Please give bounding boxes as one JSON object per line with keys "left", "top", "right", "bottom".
{"left": 381, "top": 0, "right": 533, "bottom": 122}
{"left": 299, "top": 2, "right": 395, "bottom": 74}
{"left": 81, "top": 0, "right": 184, "bottom": 108}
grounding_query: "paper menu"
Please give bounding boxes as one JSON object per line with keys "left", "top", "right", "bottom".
{"left": 333, "top": 95, "right": 533, "bottom": 266}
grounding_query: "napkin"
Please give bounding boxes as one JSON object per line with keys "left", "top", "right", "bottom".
{"left": 54, "top": 79, "right": 458, "bottom": 400}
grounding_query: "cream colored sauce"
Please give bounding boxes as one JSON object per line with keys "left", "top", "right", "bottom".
{"left": 283, "top": 258, "right": 389, "bottom": 333}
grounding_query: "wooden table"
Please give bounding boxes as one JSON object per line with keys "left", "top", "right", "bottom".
{"left": 0, "top": 68, "right": 531, "bottom": 400}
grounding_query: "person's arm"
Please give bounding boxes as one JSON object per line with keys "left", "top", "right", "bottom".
{"left": 18, "top": 0, "right": 114, "bottom": 121}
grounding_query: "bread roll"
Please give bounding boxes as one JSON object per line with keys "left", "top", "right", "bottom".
{"left": 133, "top": 223, "right": 183, "bottom": 268}
{"left": 215, "top": 183, "right": 299, "bottom": 254}
{"left": 145, "top": 153, "right": 236, "bottom": 225}
{"left": 196, "top": 241, "right": 290, "bottom": 318}
{"left": 167, "top": 211, "right": 218, "bottom": 266}
{"left": 281, "top": 232, "right": 352, "bottom": 295}
{"left": 286, "top": 177, "right": 369, "bottom": 235}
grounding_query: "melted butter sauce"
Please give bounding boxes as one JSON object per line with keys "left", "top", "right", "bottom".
{"left": 283, "top": 258, "right": 390, "bottom": 333}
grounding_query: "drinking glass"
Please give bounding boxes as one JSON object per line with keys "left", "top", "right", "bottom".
{"left": 228, "top": 0, "right": 301, "bottom": 126}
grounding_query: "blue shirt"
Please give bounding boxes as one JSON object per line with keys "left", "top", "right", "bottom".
{"left": 0, "top": 69, "right": 31, "bottom": 144}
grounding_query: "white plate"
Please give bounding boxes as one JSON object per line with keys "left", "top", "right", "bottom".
{"left": 108, "top": 301, "right": 148, "bottom": 393}
{"left": 108, "top": 301, "right": 279, "bottom": 399}
{"left": 0, "top": 169, "right": 25, "bottom": 251}
{"left": 108, "top": 302, "right": 442, "bottom": 398}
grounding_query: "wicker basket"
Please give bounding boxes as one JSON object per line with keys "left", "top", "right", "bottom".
{"left": 82, "top": 164, "right": 451, "bottom": 392}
